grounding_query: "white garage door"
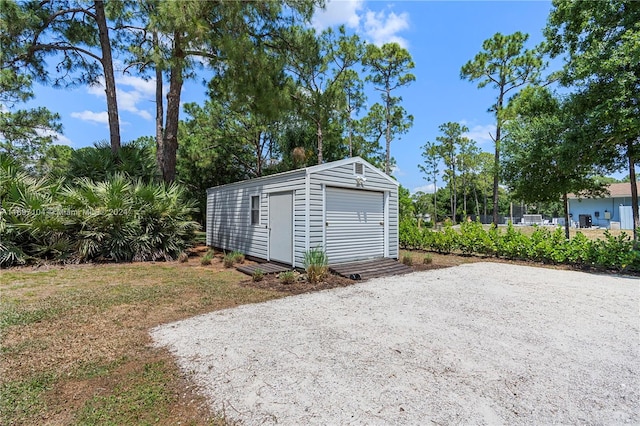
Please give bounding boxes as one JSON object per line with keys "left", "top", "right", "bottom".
{"left": 325, "top": 187, "right": 385, "bottom": 264}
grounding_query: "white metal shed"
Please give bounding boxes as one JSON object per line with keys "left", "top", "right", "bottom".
{"left": 205, "top": 157, "right": 399, "bottom": 267}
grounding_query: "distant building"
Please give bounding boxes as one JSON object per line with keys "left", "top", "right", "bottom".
{"left": 567, "top": 182, "right": 639, "bottom": 230}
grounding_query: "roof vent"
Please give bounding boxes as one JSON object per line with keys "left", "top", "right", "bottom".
{"left": 354, "top": 162, "right": 364, "bottom": 175}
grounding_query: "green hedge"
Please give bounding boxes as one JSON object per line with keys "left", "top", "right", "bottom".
{"left": 400, "top": 219, "right": 640, "bottom": 273}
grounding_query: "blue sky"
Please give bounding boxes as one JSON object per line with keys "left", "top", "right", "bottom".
{"left": 29, "top": 0, "right": 562, "bottom": 192}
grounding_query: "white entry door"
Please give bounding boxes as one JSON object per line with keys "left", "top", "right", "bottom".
{"left": 325, "top": 187, "right": 385, "bottom": 264}
{"left": 269, "top": 192, "right": 293, "bottom": 264}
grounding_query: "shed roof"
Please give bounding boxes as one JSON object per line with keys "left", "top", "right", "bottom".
{"left": 567, "top": 181, "right": 639, "bottom": 199}
{"left": 206, "top": 157, "right": 397, "bottom": 193}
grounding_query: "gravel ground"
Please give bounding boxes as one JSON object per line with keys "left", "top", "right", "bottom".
{"left": 151, "top": 263, "right": 639, "bottom": 425}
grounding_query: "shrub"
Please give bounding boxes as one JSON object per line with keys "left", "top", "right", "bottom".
{"left": 200, "top": 250, "right": 214, "bottom": 266}
{"left": 401, "top": 253, "right": 413, "bottom": 266}
{"left": 303, "top": 247, "right": 328, "bottom": 284}
{"left": 279, "top": 270, "right": 295, "bottom": 285}
{"left": 591, "top": 230, "right": 637, "bottom": 271}
{"left": 0, "top": 160, "right": 200, "bottom": 267}
{"left": 66, "top": 140, "right": 157, "bottom": 183}
{"left": 222, "top": 254, "right": 235, "bottom": 268}
{"left": 458, "top": 220, "right": 495, "bottom": 255}
{"left": 64, "top": 175, "right": 199, "bottom": 262}
{"left": 496, "top": 223, "right": 531, "bottom": 260}
{"left": 423, "top": 253, "right": 433, "bottom": 264}
{"left": 399, "top": 219, "right": 423, "bottom": 249}
{"left": 230, "top": 250, "right": 245, "bottom": 264}
{"left": 252, "top": 268, "right": 264, "bottom": 282}
{"left": 397, "top": 215, "right": 638, "bottom": 273}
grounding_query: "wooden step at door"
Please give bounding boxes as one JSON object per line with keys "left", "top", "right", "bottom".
{"left": 330, "top": 258, "right": 412, "bottom": 280}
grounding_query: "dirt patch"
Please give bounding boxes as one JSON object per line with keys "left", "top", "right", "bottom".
{"left": 237, "top": 252, "right": 477, "bottom": 294}
{"left": 239, "top": 273, "right": 355, "bottom": 295}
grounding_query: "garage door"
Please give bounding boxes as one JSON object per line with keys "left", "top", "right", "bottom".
{"left": 325, "top": 187, "right": 384, "bottom": 264}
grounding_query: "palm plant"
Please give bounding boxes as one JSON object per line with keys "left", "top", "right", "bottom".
{"left": 63, "top": 175, "right": 199, "bottom": 262}
{"left": 1, "top": 154, "right": 70, "bottom": 265}
{"left": 1, "top": 151, "right": 199, "bottom": 267}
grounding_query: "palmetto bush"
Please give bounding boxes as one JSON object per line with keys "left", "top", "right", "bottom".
{"left": 1, "top": 155, "right": 71, "bottom": 266}
{"left": 1, "top": 155, "right": 199, "bottom": 267}
{"left": 66, "top": 141, "right": 158, "bottom": 183}
{"left": 63, "top": 175, "right": 199, "bottom": 262}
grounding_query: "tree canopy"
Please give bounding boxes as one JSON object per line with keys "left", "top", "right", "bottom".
{"left": 545, "top": 0, "right": 639, "bottom": 240}
{"left": 461, "top": 31, "right": 543, "bottom": 225}
{"left": 364, "top": 42, "right": 415, "bottom": 174}
{"left": 502, "top": 86, "right": 606, "bottom": 238}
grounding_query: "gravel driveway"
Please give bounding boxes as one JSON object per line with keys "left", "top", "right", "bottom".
{"left": 151, "top": 263, "right": 639, "bottom": 425}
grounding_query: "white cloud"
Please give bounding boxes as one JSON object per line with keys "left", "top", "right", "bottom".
{"left": 313, "top": 0, "right": 364, "bottom": 30}
{"left": 71, "top": 110, "right": 109, "bottom": 125}
{"left": 51, "top": 132, "right": 73, "bottom": 146}
{"left": 87, "top": 82, "right": 104, "bottom": 97}
{"left": 118, "top": 74, "right": 156, "bottom": 98}
{"left": 463, "top": 124, "right": 496, "bottom": 145}
{"left": 118, "top": 89, "right": 153, "bottom": 120}
{"left": 412, "top": 184, "right": 436, "bottom": 194}
{"left": 36, "top": 128, "right": 73, "bottom": 146}
{"left": 391, "top": 164, "right": 405, "bottom": 176}
{"left": 363, "top": 9, "right": 410, "bottom": 47}
{"left": 84, "top": 73, "right": 154, "bottom": 121}
{"left": 312, "top": 1, "right": 410, "bottom": 48}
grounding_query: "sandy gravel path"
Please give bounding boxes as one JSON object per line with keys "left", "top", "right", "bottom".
{"left": 151, "top": 263, "right": 639, "bottom": 425}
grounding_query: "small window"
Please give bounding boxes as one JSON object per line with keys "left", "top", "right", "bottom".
{"left": 251, "top": 195, "right": 260, "bottom": 225}
{"left": 354, "top": 162, "right": 364, "bottom": 175}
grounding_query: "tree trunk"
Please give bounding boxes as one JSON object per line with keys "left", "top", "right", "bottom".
{"left": 628, "top": 137, "right": 638, "bottom": 242}
{"left": 385, "top": 87, "right": 391, "bottom": 175}
{"left": 492, "top": 126, "right": 501, "bottom": 226}
{"left": 562, "top": 192, "right": 570, "bottom": 240}
{"left": 161, "top": 32, "right": 184, "bottom": 183}
{"left": 154, "top": 32, "right": 164, "bottom": 179}
{"left": 452, "top": 163, "right": 457, "bottom": 224}
{"left": 473, "top": 183, "right": 480, "bottom": 217}
{"left": 433, "top": 173, "right": 438, "bottom": 222}
{"left": 348, "top": 113, "right": 353, "bottom": 157}
{"left": 463, "top": 174, "right": 467, "bottom": 218}
{"left": 492, "top": 89, "right": 505, "bottom": 227}
{"left": 255, "top": 131, "right": 263, "bottom": 177}
{"left": 449, "top": 188, "right": 454, "bottom": 224}
{"left": 316, "top": 121, "right": 323, "bottom": 164}
{"left": 483, "top": 190, "right": 487, "bottom": 218}
{"left": 94, "top": 0, "right": 120, "bottom": 155}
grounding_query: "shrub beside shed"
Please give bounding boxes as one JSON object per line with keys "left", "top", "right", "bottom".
{"left": 206, "top": 157, "right": 399, "bottom": 267}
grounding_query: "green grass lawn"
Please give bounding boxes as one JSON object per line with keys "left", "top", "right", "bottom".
{"left": 1, "top": 257, "right": 283, "bottom": 425}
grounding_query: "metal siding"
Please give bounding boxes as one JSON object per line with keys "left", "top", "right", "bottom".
{"left": 325, "top": 187, "right": 385, "bottom": 264}
{"left": 310, "top": 161, "right": 398, "bottom": 262}
{"left": 206, "top": 158, "right": 398, "bottom": 265}
{"left": 388, "top": 190, "right": 399, "bottom": 258}
{"left": 206, "top": 174, "right": 305, "bottom": 260}
{"left": 297, "top": 182, "right": 324, "bottom": 267}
